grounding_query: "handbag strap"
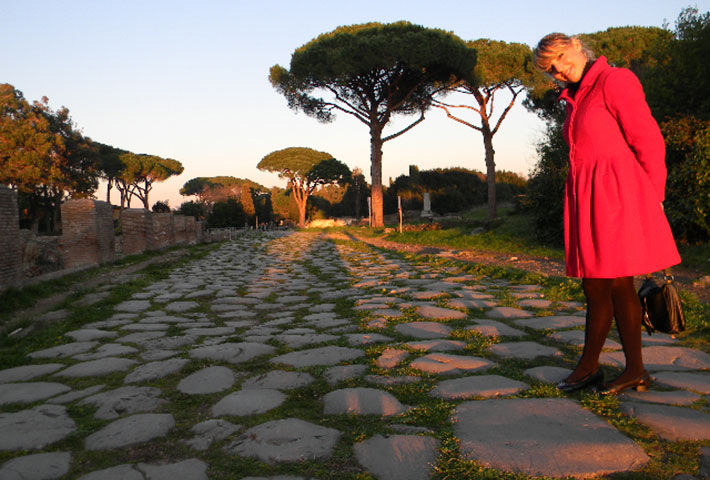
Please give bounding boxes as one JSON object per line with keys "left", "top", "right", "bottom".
{"left": 645, "top": 268, "right": 674, "bottom": 284}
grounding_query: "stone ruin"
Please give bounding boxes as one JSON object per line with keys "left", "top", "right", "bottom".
{"left": 0, "top": 185, "right": 212, "bottom": 291}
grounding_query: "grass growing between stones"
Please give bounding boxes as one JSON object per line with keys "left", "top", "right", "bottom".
{"left": 0, "top": 243, "right": 217, "bottom": 369}
{"left": 2, "top": 233, "right": 708, "bottom": 479}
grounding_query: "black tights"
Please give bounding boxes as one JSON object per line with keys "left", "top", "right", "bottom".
{"left": 568, "top": 277, "right": 645, "bottom": 384}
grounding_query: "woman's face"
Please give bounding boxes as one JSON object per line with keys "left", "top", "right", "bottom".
{"left": 546, "top": 38, "right": 588, "bottom": 84}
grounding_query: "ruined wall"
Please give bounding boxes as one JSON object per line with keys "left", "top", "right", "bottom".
{"left": 122, "top": 208, "right": 155, "bottom": 255}
{"left": 60, "top": 199, "right": 115, "bottom": 269}
{"left": 1, "top": 192, "right": 218, "bottom": 289}
{"left": 152, "top": 213, "right": 175, "bottom": 249}
{"left": 173, "top": 214, "right": 187, "bottom": 245}
{"left": 0, "top": 186, "right": 23, "bottom": 289}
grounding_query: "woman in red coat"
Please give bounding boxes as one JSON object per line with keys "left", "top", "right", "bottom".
{"left": 533, "top": 33, "right": 681, "bottom": 394}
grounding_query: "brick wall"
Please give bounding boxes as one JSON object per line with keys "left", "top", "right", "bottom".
{"left": 173, "top": 214, "right": 187, "bottom": 245}
{"left": 0, "top": 186, "right": 23, "bottom": 289}
{"left": 184, "top": 216, "right": 197, "bottom": 244}
{"left": 152, "top": 213, "right": 174, "bottom": 249}
{"left": 60, "top": 199, "right": 115, "bottom": 269}
{"left": 122, "top": 208, "right": 155, "bottom": 255}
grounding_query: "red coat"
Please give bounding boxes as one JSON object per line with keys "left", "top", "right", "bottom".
{"left": 559, "top": 56, "right": 680, "bottom": 278}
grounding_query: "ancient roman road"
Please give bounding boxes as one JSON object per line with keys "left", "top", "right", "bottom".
{"left": 1, "top": 231, "right": 709, "bottom": 479}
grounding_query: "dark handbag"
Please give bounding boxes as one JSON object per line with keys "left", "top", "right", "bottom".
{"left": 638, "top": 270, "right": 685, "bottom": 335}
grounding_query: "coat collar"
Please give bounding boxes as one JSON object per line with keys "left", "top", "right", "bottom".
{"left": 558, "top": 56, "right": 610, "bottom": 105}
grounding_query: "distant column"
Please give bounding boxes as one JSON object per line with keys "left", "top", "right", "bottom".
{"left": 60, "top": 199, "right": 115, "bottom": 269}
{"left": 122, "top": 208, "right": 155, "bottom": 255}
{"left": 421, "top": 192, "right": 433, "bottom": 217}
{"left": 0, "top": 185, "right": 23, "bottom": 289}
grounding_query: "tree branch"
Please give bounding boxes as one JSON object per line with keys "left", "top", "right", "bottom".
{"left": 491, "top": 85, "right": 524, "bottom": 136}
{"left": 432, "top": 104, "right": 482, "bottom": 131}
{"left": 382, "top": 111, "right": 426, "bottom": 143}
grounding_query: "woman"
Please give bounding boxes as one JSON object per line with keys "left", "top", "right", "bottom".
{"left": 533, "top": 33, "right": 681, "bottom": 394}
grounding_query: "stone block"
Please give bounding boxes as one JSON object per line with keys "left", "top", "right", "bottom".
{"left": 122, "top": 208, "right": 154, "bottom": 255}
{"left": 173, "top": 214, "right": 187, "bottom": 244}
{"left": 0, "top": 185, "right": 23, "bottom": 289}
{"left": 60, "top": 199, "right": 115, "bottom": 269}
{"left": 152, "top": 212, "right": 175, "bottom": 248}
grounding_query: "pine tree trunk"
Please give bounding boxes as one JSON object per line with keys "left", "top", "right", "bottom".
{"left": 483, "top": 127, "right": 497, "bottom": 220}
{"left": 370, "top": 128, "right": 384, "bottom": 227}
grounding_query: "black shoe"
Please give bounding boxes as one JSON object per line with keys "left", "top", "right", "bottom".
{"left": 597, "top": 371, "right": 651, "bottom": 395}
{"left": 557, "top": 370, "right": 604, "bottom": 392}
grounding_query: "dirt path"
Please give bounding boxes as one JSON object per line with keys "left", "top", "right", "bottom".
{"left": 349, "top": 234, "right": 710, "bottom": 304}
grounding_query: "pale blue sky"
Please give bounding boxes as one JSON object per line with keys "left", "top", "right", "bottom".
{"left": 3, "top": 0, "right": 707, "bottom": 207}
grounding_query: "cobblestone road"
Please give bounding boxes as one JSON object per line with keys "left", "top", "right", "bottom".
{"left": 1, "top": 231, "right": 709, "bottom": 479}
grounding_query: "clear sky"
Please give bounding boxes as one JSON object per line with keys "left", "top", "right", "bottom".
{"left": 3, "top": 0, "right": 707, "bottom": 208}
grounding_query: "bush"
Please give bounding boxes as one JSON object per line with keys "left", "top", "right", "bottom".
{"left": 664, "top": 117, "right": 710, "bottom": 243}
{"left": 177, "top": 201, "right": 206, "bottom": 220}
{"left": 151, "top": 200, "right": 171, "bottom": 213}
{"left": 207, "top": 198, "right": 246, "bottom": 228}
{"left": 523, "top": 121, "right": 568, "bottom": 246}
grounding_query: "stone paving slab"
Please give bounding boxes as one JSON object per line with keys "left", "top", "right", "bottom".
{"left": 619, "top": 402, "right": 710, "bottom": 441}
{"left": 601, "top": 346, "right": 710, "bottom": 371}
{"left": 189, "top": 342, "right": 276, "bottom": 364}
{"left": 513, "top": 315, "right": 586, "bottom": 331}
{"left": 225, "top": 418, "right": 341, "bottom": 464}
{"left": 241, "top": 370, "right": 315, "bottom": 391}
{"left": 523, "top": 365, "right": 571, "bottom": 384}
{"left": 431, "top": 375, "right": 529, "bottom": 400}
{"left": 0, "top": 364, "right": 64, "bottom": 383}
{"left": 85, "top": 413, "right": 175, "bottom": 450}
{"left": 275, "top": 333, "right": 339, "bottom": 348}
{"left": 619, "top": 389, "right": 702, "bottom": 406}
{"left": 376, "top": 349, "right": 410, "bottom": 369}
{"left": 518, "top": 298, "right": 552, "bottom": 308}
{"left": 489, "top": 341, "right": 562, "bottom": 360}
{"left": 395, "top": 322, "right": 452, "bottom": 339}
{"left": 48, "top": 384, "right": 105, "bottom": 404}
{"left": 0, "top": 382, "right": 71, "bottom": 405}
{"left": 115, "top": 300, "right": 152, "bottom": 312}
{"left": 447, "top": 297, "right": 497, "bottom": 309}
{"left": 353, "top": 434, "right": 439, "bottom": 480}
{"left": 549, "top": 330, "right": 622, "bottom": 350}
{"left": 136, "top": 458, "right": 209, "bottom": 480}
{"left": 184, "top": 419, "right": 242, "bottom": 451}
{"left": 405, "top": 339, "right": 466, "bottom": 352}
{"left": 454, "top": 398, "right": 650, "bottom": 478}
{"left": 212, "top": 389, "right": 287, "bottom": 416}
{"left": 486, "top": 306, "right": 533, "bottom": 319}
{"left": 54, "top": 357, "right": 137, "bottom": 377}
{"left": 0, "top": 451, "right": 72, "bottom": 480}
{"left": 416, "top": 305, "right": 467, "bottom": 320}
{"left": 410, "top": 353, "right": 496, "bottom": 375}
{"left": 77, "top": 459, "right": 209, "bottom": 480}
{"left": 28, "top": 341, "right": 99, "bottom": 359}
{"left": 0, "top": 405, "right": 76, "bottom": 450}
{"left": 652, "top": 371, "right": 710, "bottom": 393}
{"left": 124, "top": 358, "right": 190, "bottom": 383}
{"left": 79, "top": 386, "right": 166, "bottom": 419}
{"left": 323, "top": 387, "right": 409, "bottom": 416}
{"left": 73, "top": 343, "right": 139, "bottom": 360}
{"left": 270, "top": 346, "right": 365, "bottom": 367}
{"left": 345, "top": 333, "right": 393, "bottom": 346}
{"left": 466, "top": 319, "right": 526, "bottom": 338}
{"left": 66, "top": 328, "right": 118, "bottom": 341}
